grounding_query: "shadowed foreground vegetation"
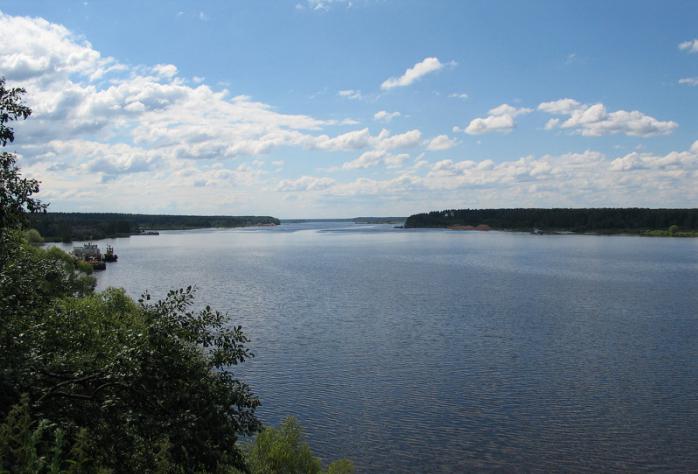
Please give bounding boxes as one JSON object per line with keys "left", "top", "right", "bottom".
{"left": 1, "top": 79, "right": 351, "bottom": 473}
{"left": 405, "top": 208, "right": 698, "bottom": 234}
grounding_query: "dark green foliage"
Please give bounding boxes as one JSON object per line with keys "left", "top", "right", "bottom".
{"left": 1, "top": 277, "right": 260, "bottom": 472}
{"left": 405, "top": 208, "right": 698, "bottom": 233}
{"left": 0, "top": 233, "right": 97, "bottom": 416}
{"left": 326, "top": 459, "right": 355, "bottom": 474}
{"left": 23, "top": 228, "right": 43, "bottom": 245}
{"left": 0, "top": 77, "right": 31, "bottom": 146}
{"left": 0, "top": 81, "right": 261, "bottom": 473}
{"left": 0, "top": 78, "right": 47, "bottom": 231}
{"left": 0, "top": 396, "right": 112, "bottom": 473}
{"left": 30, "top": 213, "right": 281, "bottom": 242}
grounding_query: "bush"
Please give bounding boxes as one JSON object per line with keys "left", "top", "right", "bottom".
{"left": 23, "top": 228, "right": 43, "bottom": 245}
{"left": 247, "top": 417, "right": 354, "bottom": 474}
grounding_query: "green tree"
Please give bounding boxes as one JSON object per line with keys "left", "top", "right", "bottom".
{"left": 0, "top": 80, "right": 262, "bottom": 473}
{"left": 23, "top": 228, "right": 43, "bottom": 245}
{"left": 0, "top": 77, "right": 47, "bottom": 232}
{"left": 247, "top": 417, "right": 354, "bottom": 474}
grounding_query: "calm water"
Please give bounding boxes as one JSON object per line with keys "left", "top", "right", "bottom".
{"left": 61, "top": 223, "right": 698, "bottom": 472}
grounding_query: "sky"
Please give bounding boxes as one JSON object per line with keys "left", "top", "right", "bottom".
{"left": 1, "top": 0, "right": 697, "bottom": 218}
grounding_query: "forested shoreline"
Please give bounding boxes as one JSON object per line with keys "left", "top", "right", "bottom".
{"left": 405, "top": 208, "right": 698, "bottom": 235}
{"left": 30, "top": 213, "right": 281, "bottom": 242}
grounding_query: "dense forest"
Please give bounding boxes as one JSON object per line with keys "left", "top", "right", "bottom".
{"left": 405, "top": 208, "right": 698, "bottom": 233}
{"left": 30, "top": 212, "right": 281, "bottom": 242}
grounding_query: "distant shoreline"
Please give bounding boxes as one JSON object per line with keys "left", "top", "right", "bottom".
{"left": 444, "top": 226, "right": 698, "bottom": 237}
{"left": 406, "top": 208, "right": 698, "bottom": 238}
{"left": 30, "top": 212, "right": 281, "bottom": 243}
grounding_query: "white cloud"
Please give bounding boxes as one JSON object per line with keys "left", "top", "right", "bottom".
{"left": 340, "top": 151, "right": 380, "bottom": 170}
{"left": 373, "top": 129, "right": 422, "bottom": 150}
{"left": 0, "top": 12, "right": 118, "bottom": 82}
{"left": 305, "top": 0, "right": 353, "bottom": 11}
{"left": 374, "top": 110, "right": 401, "bottom": 122}
{"left": 425, "top": 134, "right": 457, "bottom": 151}
{"left": 341, "top": 150, "right": 410, "bottom": 170}
{"left": 384, "top": 153, "right": 410, "bottom": 168}
{"left": 538, "top": 98, "right": 582, "bottom": 115}
{"left": 464, "top": 103, "right": 532, "bottom": 135}
{"left": 448, "top": 92, "right": 468, "bottom": 100}
{"left": 539, "top": 98, "right": 677, "bottom": 137}
{"left": 381, "top": 57, "right": 450, "bottom": 91}
{"left": 5, "top": 10, "right": 696, "bottom": 215}
{"left": 277, "top": 175, "right": 336, "bottom": 191}
{"left": 679, "top": 39, "right": 698, "bottom": 53}
{"left": 610, "top": 141, "right": 698, "bottom": 172}
{"left": 679, "top": 77, "right": 698, "bottom": 86}
{"left": 152, "top": 64, "right": 178, "bottom": 78}
{"left": 338, "top": 89, "right": 363, "bottom": 100}
{"left": 544, "top": 118, "right": 560, "bottom": 130}
{"left": 271, "top": 141, "right": 698, "bottom": 212}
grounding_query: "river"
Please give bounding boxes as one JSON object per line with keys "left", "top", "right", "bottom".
{"left": 60, "top": 222, "right": 698, "bottom": 472}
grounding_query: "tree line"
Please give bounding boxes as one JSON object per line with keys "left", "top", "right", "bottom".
{"left": 404, "top": 208, "right": 698, "bottom": 233}
{"left": 30, "top": 213, "right": 281, "bottom": 242}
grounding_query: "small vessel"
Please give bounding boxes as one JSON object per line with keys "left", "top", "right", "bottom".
{"left": 103, "top": 244, "right": 118, "bottom": 262}
{"left": 73, "top": 242, "right": 101, "bottom": 260}
{"left": 72, "top": 242, "right": 114, "bottom": 270}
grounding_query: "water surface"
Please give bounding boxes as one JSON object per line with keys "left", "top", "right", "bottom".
{"left": 64, "top": 223, "right": 698, "bottom": 472}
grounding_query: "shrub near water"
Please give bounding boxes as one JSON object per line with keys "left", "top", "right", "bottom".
{"left": 247, "top": 418, "right": 354, "bottom": 474}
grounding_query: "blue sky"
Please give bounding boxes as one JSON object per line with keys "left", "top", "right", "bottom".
{"left": 1, "top": 0, "right": 697, "bottom": 217}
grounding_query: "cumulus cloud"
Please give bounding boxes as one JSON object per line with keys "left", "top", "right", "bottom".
{"left": 5, "top": 11, "right": 696, "bottom": 214}
{"left": 152, "top": 64, "right": 178, "bottom": 78}
{"left": 610, "top": 140, "right": 698, "bottom": 172}
{"left": 538, "top": 98, "right": 677, "bottom": 137}
{"left": 273, "top": 141, "right": 698, "bottom": 211}
{"left": 381, "top": 57, "right": 451, "bottom": 91}
{"left": 277, "top": 175, "right": 336, "bottom": 191}
{"left": 374, "top": 110, "right": 401, "bottom": 122}
{"left": 538, "top": 98, "right": 582, "bottom": 115}
{"left": 373, "top": 128, "right": 422, "bottom": 150}
{"left": 1, "top": 12, "right": 429, "bottom": 178}
{"left": 425, "top": 134, "right": 457, "bottom": 151}
{"left": 0, "top": 12, "right": 121, "bottom": 83}
{"left": 448, "top": 92, "right": 469, "bottom": 100}
{"left": 464, "top": 103, "right": 532, "bottom": 135}
{"left": 341, "top": 150, "right": 410, "bottom": 170}
{"left": 679, "top": 39, "right": 698, "bottom": 53}
{"left": 679, "top": 77, "right": 698, "bottom": 86}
